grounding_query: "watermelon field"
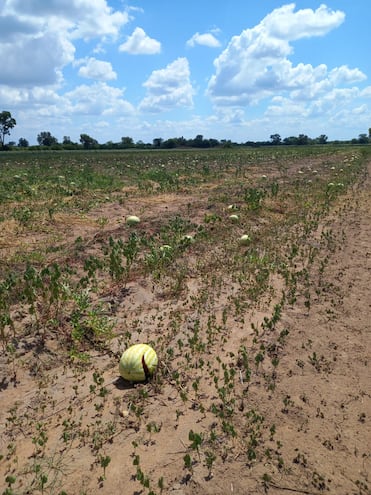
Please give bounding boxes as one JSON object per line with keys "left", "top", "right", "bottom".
{"left": 0, "top": 146, "right": 370, "bottom": 494}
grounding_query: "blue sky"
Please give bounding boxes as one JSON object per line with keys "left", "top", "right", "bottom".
{"left": 1, "top": 0, "right": 370, "bottom": 144}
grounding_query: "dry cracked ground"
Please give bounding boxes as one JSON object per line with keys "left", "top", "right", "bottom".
{"left": 0, "top": 150, "right": 370, "bottom": 495}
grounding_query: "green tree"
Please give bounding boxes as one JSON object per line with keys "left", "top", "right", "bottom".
{"left": 162, "top": 138, "right": 176, "bottom": 148}
{"left": 283, "top": 136, "right": 298, "bottom": 145}
{"left": 37, "top": 131, "right": 58, "bottom": 146}
{"left": 316, "top": 134, "right": 328, "bottom": 144}
{"left": 297, "top": 134, "right": 309, "bottom": 145}
{"left": 18, "top": 137, "right": 29, "bottom": 147}
{"left": 270, "top": 133, "right": 281, "bottom": 145}
{"left": 80, "top": 133, "right": 98, "bottom": 149}
{"left": 62, "top": 136, "right": 73, "bottom": 145}
{"left": 0, "top": 111, "right": 17, "bottom": 149}
{"left": 358, "top": 133, "right": 369, "bottom": 144}
{"left": 209, "top": 138, "right": 220, "bottom": 147}
{"left": 120, "top": 136, "right": 134, "bottom": 148}
{"left": 192, "top": 134, "right": 204, "bottom": 147}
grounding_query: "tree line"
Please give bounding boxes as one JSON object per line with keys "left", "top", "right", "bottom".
{"left": 1, "top": 110, "right": 371, "bottom": 151}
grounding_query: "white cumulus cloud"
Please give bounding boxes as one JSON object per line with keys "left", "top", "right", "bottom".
{"left": 361, "top": 86, "right": 371, "bottom": 98}
{"left": 261, "top": 3, "right": 344, "bottom": 40}
{"left": 65, "top": 82, "right": 135, "bottom": 116}
{"left": 77, "top": 58, "right": 117, "bottom": 81}
{"left": 119, "top": 27, "right": 161, "bottom": 54}
{"left": 139, "top": 58, "right": 194, "bottom": 113}
{"left": 328, "top": 66, "right": 366, "bottom": 85}
{"left": 187, "top": 32, "right": 221, "bottom": 48}
{"left": 4, "top": 0, "right": 130, "bottom": 40}
{"left": 0, "top": 31, "right": 75, "bottom": 86}
{"left": 0, "top": 0, "right": 129, "bottom": 87}
{"left": 207, "top": 3, "right": 351, "bottom": 106}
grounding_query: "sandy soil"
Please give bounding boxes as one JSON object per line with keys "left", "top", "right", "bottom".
{"left": 0, "top": 155, "right": 370, "bottom": 495}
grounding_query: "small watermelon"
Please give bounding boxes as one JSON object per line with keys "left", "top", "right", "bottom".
{"left": 239, "top": 234, "right": 251, "bottom": 246}
{"left": 181, "top": 235, "right": 194, "bottom": 244}
{"left": 160, "top": 244, "right": 172, "bottom": 253}
{"left": 126, "top": 215, "right": 140, "bottom": 226}
{"left": 119, "top": 344, "right": 158, "bottom": 382}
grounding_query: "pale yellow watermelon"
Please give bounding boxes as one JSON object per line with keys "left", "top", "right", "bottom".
{"left": 229, "top": 214, "right": 239, "bottom": 222}
{"left": 119, "top": 344, "right": 158, "bottom": 382}
{"left": 126, "top": 215, "right": 140, "bottom": 226}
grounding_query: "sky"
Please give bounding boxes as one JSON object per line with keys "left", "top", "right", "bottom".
{"left": 1, "top": 0, "right": 370, "bottom": 145}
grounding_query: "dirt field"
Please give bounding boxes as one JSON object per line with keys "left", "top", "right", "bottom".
{"left": 0, "top": 148, "right": 370, "bottom": 495}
